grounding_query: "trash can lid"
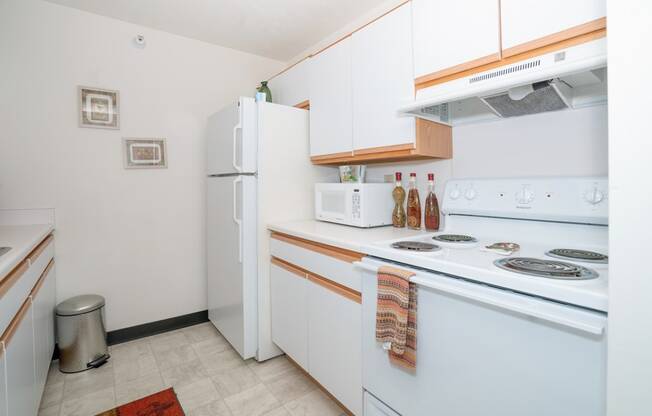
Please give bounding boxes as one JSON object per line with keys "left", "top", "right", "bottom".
{"left": 56, "top": 294, "right": 105, "bottom": 316}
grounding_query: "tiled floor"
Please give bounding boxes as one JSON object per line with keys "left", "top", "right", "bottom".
{"left": 38, "top": 322, "right": 347, "bottom": 416}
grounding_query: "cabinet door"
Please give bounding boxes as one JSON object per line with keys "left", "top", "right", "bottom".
{"left": 32, "top": 261, "right": 56, "bottom": 402}
{"left": 308, "top": 277, "right": 362, "bottom": 415}
{"left": 0, "top": 347, "right": 7, "bottom": 416}
{"left": 501, "top": 0, "right": 606, "bottom": 56}
{"left": 270, "top": 260, "right": 309, "bottom": 370}
{"left": 352, "top": 3, "right": 415, "bottom": 152}
{"left": 309, "top": 38, "right": 353, "bottom": 157}
{"left": 412, "top": 0, "right": 501, "bottom": 80}
{"left": 268, "top": 59, "right": 310, "bottom": 108}
{"left": 5, "top": 302, "right": 36, "bottom": 416}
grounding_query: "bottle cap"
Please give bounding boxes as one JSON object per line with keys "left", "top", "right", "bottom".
{"left": 395, "top": 172, "right": 402, "bottom": 180}
{"left": 410, "top": 172, "right": 416, "bottom": 177}
{"left": 428, "top": 173, "right": 434, "bottom": 180}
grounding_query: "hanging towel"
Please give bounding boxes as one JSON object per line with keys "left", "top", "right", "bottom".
{"left": 375, "top": 265, "right": 418, "bottom": 370}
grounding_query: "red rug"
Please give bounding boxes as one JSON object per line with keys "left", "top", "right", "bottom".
{"left": 96, "top": 388, "right": 185, "bottom": 416}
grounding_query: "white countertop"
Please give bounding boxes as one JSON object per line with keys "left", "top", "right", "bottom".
{"left": 267, "top": 220, "right": 426, "bottom": 253}
{"left": 0, "top": 224, "right": 54, "bottom": 281}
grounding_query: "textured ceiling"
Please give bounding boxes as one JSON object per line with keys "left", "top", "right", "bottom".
{"left": 45, "top": 0, "right": 391, "bottom": 60}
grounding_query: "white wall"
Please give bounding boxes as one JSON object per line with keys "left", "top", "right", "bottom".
{"left": 0, "top": 0, "right": 284, "bottom": 331}
{"left": 366, "top": 105, "right": 608, "bottom": 209}
{"left": 606, "top": 1, "right": 652, "bottom": 414}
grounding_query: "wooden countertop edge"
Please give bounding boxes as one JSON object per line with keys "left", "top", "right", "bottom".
{"left": 270, "top": 231, "right": 364, "bottom": 263}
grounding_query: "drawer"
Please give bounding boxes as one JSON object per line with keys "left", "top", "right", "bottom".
{"left": 0, "top": 235, "right": 54, "bottom": 336}
{"left": 270, "top": 232, "right": 363, "bottom": 292}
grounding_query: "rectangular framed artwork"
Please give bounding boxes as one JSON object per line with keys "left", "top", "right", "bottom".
{"left": 79, "top": 86, "right": 120, "bottom": 129}
{"left": 123, "top": 138, "right": 167, "bottom": 169}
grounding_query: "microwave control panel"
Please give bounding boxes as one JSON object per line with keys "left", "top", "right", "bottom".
{"left": 352, "top": 190, "right": 361, "bottom": 219}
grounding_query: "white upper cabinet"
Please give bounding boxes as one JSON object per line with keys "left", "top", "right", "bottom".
{"left": 268, "top": 58, "right": 310, "bottom": 107}
{"left": 309, "top": 37, "right": 353, "bottom": 157}
{"left": 352, "top": 3, "right": 415, "bottom": 151}
{"left": 412, "top": 0, "right": 501, "bottom": 80}
{"left": 501, "top": 0, "right": 606, "bottom": 55}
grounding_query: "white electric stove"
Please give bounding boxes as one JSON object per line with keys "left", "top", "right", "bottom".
{"left": 357, "top": 177, "right": 608, "bottom": 416}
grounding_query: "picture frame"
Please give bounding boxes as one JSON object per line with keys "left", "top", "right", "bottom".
{"left": 79, "top": 86, "right": 120, "bottom": 129}
{"left": 123, "top": 138, "right": 168, "bottom": 169}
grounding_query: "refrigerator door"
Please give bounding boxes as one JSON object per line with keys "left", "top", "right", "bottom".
{"left": 207, "top": 174, "right": 258, "bottom": 359}
{"left": 207, "top": 97, "right": 258, "bottom": 175}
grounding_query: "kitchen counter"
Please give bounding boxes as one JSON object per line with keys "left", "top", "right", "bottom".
{"left": 267, "top": 220, "right": 425, "bottom": 253}
{"left": 0, "top": 224, "right": 54, "bottom": 281}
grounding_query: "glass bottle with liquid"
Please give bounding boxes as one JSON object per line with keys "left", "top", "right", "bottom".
{"left": 424, "top": 173, "right": 440, "bottom": 231}
{"left": 392, "top": 172, "right": 406, "bottom": 228}
{"left": 406, "top": 173, "right": 421, "bottom": 230}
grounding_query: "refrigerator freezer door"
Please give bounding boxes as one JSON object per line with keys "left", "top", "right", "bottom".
{"left": 207, "top": 174, "right": 258, "bottom": 359}
{"left": 207, "top": 97, "right": 258, "bottom": 175}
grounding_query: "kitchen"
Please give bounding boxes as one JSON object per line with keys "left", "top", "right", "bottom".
{"left": 0, "top": 0, "right": 649, "bottom": 416}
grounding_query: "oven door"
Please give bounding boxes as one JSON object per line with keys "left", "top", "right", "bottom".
{"left": 357, "top": 257, "right": 607, "bottom": 416}
{"left": 315, "top": 185, "right": 356, "bottom": 226}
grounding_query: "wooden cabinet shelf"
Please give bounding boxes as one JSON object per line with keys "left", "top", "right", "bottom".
{"left": 310, "top": 118, "right": 452, "bottom": 166}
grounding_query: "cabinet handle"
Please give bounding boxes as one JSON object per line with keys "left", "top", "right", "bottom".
{"left": 27, "top": 234, "right": 54, "bottom": 266}
{"left": 308, "top": 272, "right": 361, "bottom": 304}
{"left": 0, "top": 260, "right": 29, "bottom": 300}
{"left": 0, "top": 296, "right": 32, "bottom": 346}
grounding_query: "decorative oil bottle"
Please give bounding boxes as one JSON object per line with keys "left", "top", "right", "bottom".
{"left": 392, "top": 172, "right": 406, "bottom": 228}
{"left": 407, "top": 173, "right": 421, "bottom": 230}
{"left": 424, "top": 173, "right": 440, "bottom": 231}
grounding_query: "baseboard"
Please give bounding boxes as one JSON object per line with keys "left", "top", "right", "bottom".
{"left": 107, "top": 310, "right": 209, "bottom": 345}
{"left": 52, "top": 310, "right": 209, "bottom": 360}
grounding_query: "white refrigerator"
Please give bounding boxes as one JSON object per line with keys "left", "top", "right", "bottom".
{"left": 206, "top": 97, "right": 325, "bottom": 361}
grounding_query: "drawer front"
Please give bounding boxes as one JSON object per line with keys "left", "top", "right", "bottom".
{"left": 270, "top": 233, "right": 362, "bottom": 292}
{"left": 364, "top": 392, "right": 400, "bottom": 416}
{"left": 0, "top": 235, "right": 54, "bottom": 337}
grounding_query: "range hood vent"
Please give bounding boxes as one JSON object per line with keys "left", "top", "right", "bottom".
{"left": 400, "top": 38, "right": 607, "bottom": 126}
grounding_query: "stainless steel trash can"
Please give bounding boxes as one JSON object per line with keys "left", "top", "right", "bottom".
{"left": 56, "top": 294, "right": 110, "bottom": 373}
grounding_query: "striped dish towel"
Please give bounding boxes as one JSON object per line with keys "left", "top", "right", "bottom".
{"left": 376, "top": 265, "right": 417, "bottom": 370}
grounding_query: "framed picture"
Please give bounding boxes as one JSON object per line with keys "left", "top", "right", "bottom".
{"left": 123, "top": 138, "right": 167, "bottom": 169}
{"left": 79, "top": 86, "right": 120, "bottom": 129}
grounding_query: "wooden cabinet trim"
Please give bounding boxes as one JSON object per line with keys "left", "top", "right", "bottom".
{"left": 353, "top": 142, "right": 415, "bottom": 155}
{"left": 271, "top": 232, "right": 364, "bottom": 263}
{"left": 30, "top": 259, "right": 55, "bottom": 299}
{"left": 271, "top": 256, "right": 307, "bottom": 278}
{"left": 308, "top": 272, "right": 362, "bottom": 304}
{"left": 310, "top": 150, "right": 354, "bottom": 163}
{"left": 502, "top": 17, "right": 606, "bottom": 58}
{"left": 27, "top": 234, "right": 54, "bottom": 265}
{"left": 414, "top": 52, "right": 501, "bottom": 88}
{"left": 0, "top": 295, "right": 31, "bottom": 347}
{"left": 416, "top": 25, "right": 606, "bottom": 91}
{"left": 0, "top": 260, "right": 28, "bottom": 300}
{"left": 294, "top": 100, "right": 310, "bottom": 110}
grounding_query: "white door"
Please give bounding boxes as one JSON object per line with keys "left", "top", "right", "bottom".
{"left": 308, "top": 279, "right": 362, "bottom": 415}
{"left": 5, "top": 303, "right": 36, "bottom": 416}
{"left": 207, "top": 97, "right": 258, "bottom": 174}
{"left": 501, "top": 0, "right": 606, "bottom": 55}
{"left": 309, "top": 37, "right": 353, "bottom": 157}
{"left": 0, "top": 346, "right": 7, "bottom": 416}
{"left": 268, "top": 59, "right": 310, "bottom": 107}
{"left": 270, "top": 261, "right": 308, "bottom": 370}
{"left": 352, "top": 3, "right": 415, "bottom": 151}
{"left": 412, "top": 0, "right": 501, "bottom": 79}
{"left": 207, "top": 174, "right": 258, "bottom": 359}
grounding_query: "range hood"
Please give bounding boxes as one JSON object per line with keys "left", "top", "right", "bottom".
{"left": 401, "top": 38, "right": 607, "bottom": 126}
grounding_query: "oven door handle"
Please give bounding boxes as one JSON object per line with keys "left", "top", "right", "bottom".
{"left": 354, "top": 261, "right": 606, "bottom": 336}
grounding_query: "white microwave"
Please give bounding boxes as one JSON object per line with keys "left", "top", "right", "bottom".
{"left": 315, "top": 183, "right": 394, "bottom": 228}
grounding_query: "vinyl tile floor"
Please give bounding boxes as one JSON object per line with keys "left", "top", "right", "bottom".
{"left": 38, "top": 322, "right": 347, "bottom": 416}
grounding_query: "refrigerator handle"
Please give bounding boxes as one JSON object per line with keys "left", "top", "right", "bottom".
{"left": 233, "top": 176, "right": 243, "bottom": 263}
{"left": 232, "top": 123, "right": 242, "bottom": 173}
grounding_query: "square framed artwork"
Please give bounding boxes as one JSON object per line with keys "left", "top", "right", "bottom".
{"left": 123, "top": 138, "right": 167, "bottom": 169}
{"left": 79, "top": 86, "right": 120, "bottom": 129}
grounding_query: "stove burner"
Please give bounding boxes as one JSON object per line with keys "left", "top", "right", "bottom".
{"left": 432, "top": 234, "right": 478, "bottom": 243}
{"left": 494, "top": 257, "right": 598, "bottom": 280}
{"left": 391, "top": 241, "right": 441, "bottom": 252}
{"left": 546, "top": 248, "right": 608, "bottom": 264}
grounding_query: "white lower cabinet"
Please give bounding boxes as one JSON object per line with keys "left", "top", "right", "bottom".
{"left": 0, "top": 346, "right": 7, "bottom": 416}
{"left": 32, "top": 262, "right": 56, "bottom": 403}
{"left": 308, "top": 278, "right": 362, "bottom": 416}
{"left": 364, "top": 392, "right": 400, "bottom": 416}
{"left": 5, "top": 302, "right": 36, "bottom": 416}
{"left": 270, "top": 261, "right": 309, "bottom": 370}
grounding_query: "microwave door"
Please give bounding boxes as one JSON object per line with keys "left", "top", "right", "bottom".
{"left": 317, "top": 189, "right": 350, "bottom": 223}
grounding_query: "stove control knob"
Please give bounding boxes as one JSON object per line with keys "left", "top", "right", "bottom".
{"left": 584, "top": 187, "right": 605, "bottom": 205}
{"left": 464, "top": 188, "right": 477, "bottom": 200}
{"left": 449, "top": 187, "right": 461, "bottom": 200}
{"left": 516, "top": 186, "right": 534, "bottom": 204}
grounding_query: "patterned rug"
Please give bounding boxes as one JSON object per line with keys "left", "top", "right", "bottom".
{"left": 96, "top": 388, "right": 185, "bottom": 416}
